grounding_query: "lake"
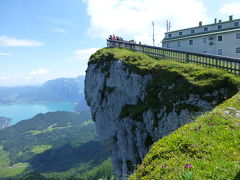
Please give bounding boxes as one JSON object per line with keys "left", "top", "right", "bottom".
{"left": 0, "top": 102, "right": 75, "bottom": 125}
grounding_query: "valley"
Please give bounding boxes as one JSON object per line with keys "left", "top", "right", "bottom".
{"left": 0, "top": 111, "right": 113, "bottom": 179}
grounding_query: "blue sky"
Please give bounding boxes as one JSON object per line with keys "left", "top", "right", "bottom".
{"left": 0, "top": 0, "right": 239, "bottom": 86}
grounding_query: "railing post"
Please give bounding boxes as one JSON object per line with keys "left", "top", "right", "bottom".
{"left": 186, "top": 54, "right": 190, "bottom": 63}
{"left": 162, "top": 50, "right": 165, "bottom": 59}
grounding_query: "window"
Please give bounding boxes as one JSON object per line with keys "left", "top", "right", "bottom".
{"left": 191, "top": 29, "right": 195, "bottom": 34}
{"left": 234, "top": 22, "right": 239, "bottom": 27}
{"left": 236, "top": 47, "right": 240, "bottom": 53}
{"left": 168, "top": 34, "right": 172, "bottom": 38}
{"left": 203, "top": 27, "right": 208, "bottom": 32}
{"left": 218, "top": 49, "right": 223, "bottom": 55}
{"left": 218, "top": 24, "right": 222, "bottom": 30}
{"left": 203, "top": 38, "right": 208, "bottom": 43}
{"left": 167, "top": 43, "right": 170, "bottom": 48}
{"left": 236, "top": 33, "right": 240, "bottom": 39}
{"left": 218, "top": 36, "right": 222, "bottom": 41}
{"left": 179, "top": 32, "right": 183, "bottom": 36}
{"left": 177, "top": 41, "right": 181, "bottom": 47}
{"left": 189, "top": 40, "right": 193, "bottom": 45}
{"left": 202, "top": 51, "right": 207, "bottom": 53}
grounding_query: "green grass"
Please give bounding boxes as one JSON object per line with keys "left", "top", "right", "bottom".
{"left": 30, "top": 145, "right": 52, "bottom": 154}
{"left": 28, "top": 123, "right": 72, "bottom": 135}
{"left": 0, "top": 146, "right": 10, "bottom": 171}
{"left": 28, "top": 130, "right": 42, "bottom": 135}
{"left": 0, "top": 148, "right": 27, "bottom": 178}
{"left": 80, "top": 120, "right": 94, "bottom": 126}
{"left": 0, "top": 162, "right": 29, "bottom": 178}
{"left": 129, "top": 92, "right": 240, "bottom": 179}
{"left": 28, "top": 121, "right": 93, "bottom": 136}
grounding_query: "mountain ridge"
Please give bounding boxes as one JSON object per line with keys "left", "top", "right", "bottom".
{"left": 0, "top": 75, "right": 89, "bottom": 113}
{"left": 0, "top": 76, "right": 86, "bottom": 104}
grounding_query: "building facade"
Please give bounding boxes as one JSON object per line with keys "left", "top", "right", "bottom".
{"left": 162, "top": 16, "right": 240, "bottom": 58}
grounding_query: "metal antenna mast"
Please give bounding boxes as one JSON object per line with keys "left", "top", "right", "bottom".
{"left": 166, "top": 20, "right": 168, "bottom": 32}
{"left": 166, "top": 20, "right": 171, "bottom": 32}
{"left": 152, "top": 21, "right": 155, "bottom": 46}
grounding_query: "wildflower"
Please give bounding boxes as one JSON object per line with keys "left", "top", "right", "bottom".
{"left": 162, "top": 165, "right": 169, "bottom": 169}
{"left": 184, "top": 164, "right": 193, "bottom": 169}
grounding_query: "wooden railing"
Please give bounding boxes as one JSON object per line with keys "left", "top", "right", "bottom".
{"left": 107, "top": 39, "right": 240, "bottom": 75}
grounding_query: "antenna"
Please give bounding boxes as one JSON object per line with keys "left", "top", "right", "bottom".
{"left": 152, "top": 21, "right": 155, "bottom": 46}
{"left": 166, "top": 20, "right": 171, "bottom": 32}
{"left": 166, "top": 20, "right": 169, "bottom": 32}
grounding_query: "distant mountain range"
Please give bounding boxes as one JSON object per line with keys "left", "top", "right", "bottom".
{"left": 0, "top": 76, "right": 88, "bottom": 111}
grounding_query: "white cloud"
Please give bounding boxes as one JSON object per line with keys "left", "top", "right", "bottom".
{"left": 220, "top": 2, "right": 240, "bottom": 17}
{"left": 66, "top": 48, "right": 99, "bottom": 61}
{"left": 64, "top": 48, "right": 99, "bottom": 76}
{"left": 0, "top": 52, "right": 11, "bottom": 56}
{"left": 25, "top": 69, "right": 50, "bottom": 80}
{"left": 24, "top": 76, "right": 34, "bottom": 80}
{"left": 0, "top": 36, "right": 44, "bottom": 47}
{"left": 30, "top": 69, "right": 49, "bottom": 76}
{"left": 0, "top": 76, "right": 8, "bottom": 80}
{"left": 74, "top": 48, "right": 99, "bottom": 61}
{"left": 83, "top": 0, "right": 208, "bottom": 45}
{"left": 48, "top": 27, "right": 67, "bottom": 33}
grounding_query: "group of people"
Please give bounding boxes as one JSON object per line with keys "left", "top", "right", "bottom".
{"left": 108, "top": 34, "right": 123, "bottom": 41}
{"left": 108, "top": 34, "right": 139, "bottom": 44}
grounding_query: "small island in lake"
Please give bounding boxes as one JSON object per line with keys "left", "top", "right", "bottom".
{"left": 0, "top": 116, "right": 12, "bottom": 130}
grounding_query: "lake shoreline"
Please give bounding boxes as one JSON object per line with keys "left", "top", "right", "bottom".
{"left": 0, "top": 102, "right": 75, "bottom": 125}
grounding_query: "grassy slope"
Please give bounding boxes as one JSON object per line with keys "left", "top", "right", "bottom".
{"left": 130, "top": 92, "right": 240, "bottom": 180}
{"left": 90, "top": 48, "right": 240, "bottom": 179}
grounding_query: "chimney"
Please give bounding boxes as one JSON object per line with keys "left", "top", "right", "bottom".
{"left": 229, "top": 15, "right": 233, "bottom": 21}
{"left": 199, "top": 21, "right": 202, "bottom": 27}
{"left": 214, "top": 18, "right": 217, "bottom": 24}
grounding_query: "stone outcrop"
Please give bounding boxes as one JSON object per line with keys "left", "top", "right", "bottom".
{"left": 84, "top": 51, "right": 232, "bottom": 179}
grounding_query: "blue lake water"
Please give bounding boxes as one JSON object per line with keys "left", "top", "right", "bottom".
{"left": 0, "top": 102, "right": 75, "bottom": 125}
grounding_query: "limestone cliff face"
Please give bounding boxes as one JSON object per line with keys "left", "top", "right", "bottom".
{"left": 84, "top": 50, "right": 232, "bottom": 179}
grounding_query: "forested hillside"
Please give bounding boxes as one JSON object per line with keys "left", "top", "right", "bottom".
{"left": 0, "top": 111, "right": 113, "bottom": 179}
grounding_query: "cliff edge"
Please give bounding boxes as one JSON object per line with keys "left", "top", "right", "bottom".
{"left": 85, "top": 48, "right": 240, "bottom": 179}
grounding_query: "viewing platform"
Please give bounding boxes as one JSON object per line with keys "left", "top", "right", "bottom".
{"left": 107, "top": 39, "right": 240, "bottom": 75}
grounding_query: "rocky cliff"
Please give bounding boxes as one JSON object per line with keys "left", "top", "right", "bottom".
{"left": 84, "top": 48, "right": 240, "bottom": 179}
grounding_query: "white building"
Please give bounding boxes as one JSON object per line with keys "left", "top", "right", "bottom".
{"left": 162, "top": 16, "right": 240, "bottom": 58}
